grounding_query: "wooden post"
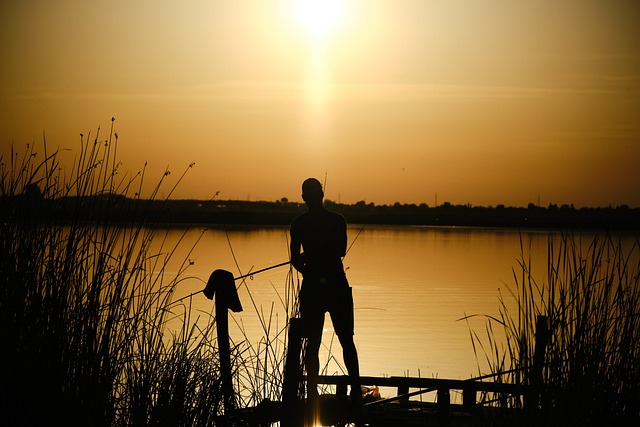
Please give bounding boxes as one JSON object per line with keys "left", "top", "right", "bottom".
{"left": 398, "top": 382, "right": 409, "bottom": 404}
{"left": 281, "top": 318, "right": 304, "bottom": 427}
{"left": 437, "top": 386, "right": 450, "bottom": 427}
{"left": 462, "top": 386, "right": 476, "bottom": 411}
{"left": 204, "top": 269, "right": 243, "bottom": 420}
{"left": 216, "top": 295, "right": 234, "bottom": 416}
{"left": 336, "top": 382, "right": 348, "bottom": 397}
{"left": 528, "top": 315, "right": 549, "bottom": 414}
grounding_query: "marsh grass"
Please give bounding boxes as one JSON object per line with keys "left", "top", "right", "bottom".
{"left": 228, "top": 274, "right": 297, "bottom": 407}
{"left": 0, "top": 123, "right": 228, "bottom": 426}
{"left": 468, "top": 233, "right": 640, "bottom": 424}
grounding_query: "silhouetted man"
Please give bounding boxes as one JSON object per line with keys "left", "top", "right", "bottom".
{"left": 290, "top": 178, "right": 362, "bottom": 407}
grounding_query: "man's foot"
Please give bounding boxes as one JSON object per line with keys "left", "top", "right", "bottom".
{"left": 350, "top": 388, "right": 368, "bottom": 427}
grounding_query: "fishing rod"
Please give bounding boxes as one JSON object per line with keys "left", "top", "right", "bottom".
{"left": 169, "top": 260, "right": 291, "bottom": 306}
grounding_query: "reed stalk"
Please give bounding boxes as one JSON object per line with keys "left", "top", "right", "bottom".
{"left": 228, "top": 265, "right": 302, "bottom": 408}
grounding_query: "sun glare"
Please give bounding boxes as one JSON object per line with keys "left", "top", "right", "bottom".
{"left": 295, "top": 0, "right": 343, "bottom": 39}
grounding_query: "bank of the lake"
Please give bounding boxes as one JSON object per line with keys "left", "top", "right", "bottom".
{"left": 20, "top": 195, "right": 640, "bottom": 230}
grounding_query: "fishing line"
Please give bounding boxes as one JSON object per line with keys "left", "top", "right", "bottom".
{"left": 223, "top": 225, "right": 292, "bottom": 335}
{"left": 345, "top": 223, "right": 365, "bottom": 257}
{"left": 224, "top": 224, "right": 244, "bottom": 284}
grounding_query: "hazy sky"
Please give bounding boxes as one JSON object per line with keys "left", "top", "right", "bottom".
{"left": 2, "top": 0, "right": 639, "bottom": 207}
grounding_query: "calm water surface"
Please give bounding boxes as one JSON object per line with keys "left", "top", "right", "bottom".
{"left": 160, "top": 225, "right": 635, "bottom": 381}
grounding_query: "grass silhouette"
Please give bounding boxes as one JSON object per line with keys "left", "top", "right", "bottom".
{"left": 466, "top": 233, "right": 640, "bottom": 425}
{"left": 1, "top": 121, "right": 235, "bottom": 426}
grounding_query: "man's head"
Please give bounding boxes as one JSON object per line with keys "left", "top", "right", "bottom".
{"left": 302, "top": 178, "right": 323, "bottom": 207}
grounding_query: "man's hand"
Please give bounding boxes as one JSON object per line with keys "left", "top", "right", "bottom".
{"left": 291, "top": 252, "right": 307, "bottom": 274}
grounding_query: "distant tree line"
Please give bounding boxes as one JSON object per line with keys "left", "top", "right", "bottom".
{"left": 5, "top": 191, "right": 639, "bottom": 231}
{"left": 323, "top": 199, "right": 638, "bottom": 230}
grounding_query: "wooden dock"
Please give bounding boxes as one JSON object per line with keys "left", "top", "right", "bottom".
{"left": 229, "top": 373, "right": 534, "bottom": 427}
{"left": 242, "top": 316, "right": 547, "bottom": 426}
{"left": 316, "top": 374, "right": 533, "bottom": 427}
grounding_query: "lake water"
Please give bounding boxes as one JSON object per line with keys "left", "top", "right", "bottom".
{"left": 159, "top": 225, "right": 637, "bottom": 383}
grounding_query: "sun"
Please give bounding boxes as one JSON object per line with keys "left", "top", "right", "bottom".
{"left": 294, "top": 0, "right": 343, "bottom": 39}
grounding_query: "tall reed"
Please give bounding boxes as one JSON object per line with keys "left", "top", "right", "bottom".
{"left": 468, "top": 233, "right": 640, "bottom": 425}
{"left": 0, "top": 122, "right": 225, "bottom": 426}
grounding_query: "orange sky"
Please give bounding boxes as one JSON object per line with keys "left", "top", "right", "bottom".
{"left": 2, "top": 0, "right": 639, "bottom": 207}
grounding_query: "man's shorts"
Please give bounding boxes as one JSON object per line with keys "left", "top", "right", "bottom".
{"left": 299, "top": 279, "right": 354, "bottom": 339}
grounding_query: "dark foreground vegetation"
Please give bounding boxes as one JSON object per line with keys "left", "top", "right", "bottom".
{"left": 2, "top": 124, "right": 639, "bottom": 426}
{"left": 1, "top": 129, "right": 292, "bottom": 426}
{"left": 467, "top": 234, "right": 640, "bottom": 425}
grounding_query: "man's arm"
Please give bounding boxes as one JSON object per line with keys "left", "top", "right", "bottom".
{"left": 290, "top": 225, "right": 305, "bottom": 273}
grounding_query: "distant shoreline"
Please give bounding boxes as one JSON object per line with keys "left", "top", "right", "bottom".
{"left": 17, "top": 196, "right": 640, "bottom": 232}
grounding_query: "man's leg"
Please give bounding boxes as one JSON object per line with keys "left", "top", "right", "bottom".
{"left": 331, "top": 286, "right": 361, "bottom": 398}
{"left": 331, "top": 286, "right": 367, "bottom": 425}
{"left": 337, "top": 333, "right": 366, "bottom": 427}
{"left": 337, "top": 334, "right": 361, "bottom": 398}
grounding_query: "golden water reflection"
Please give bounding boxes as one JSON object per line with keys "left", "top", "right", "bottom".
{"left": 161, "top": 225, "right": 629, "bottom": 381}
